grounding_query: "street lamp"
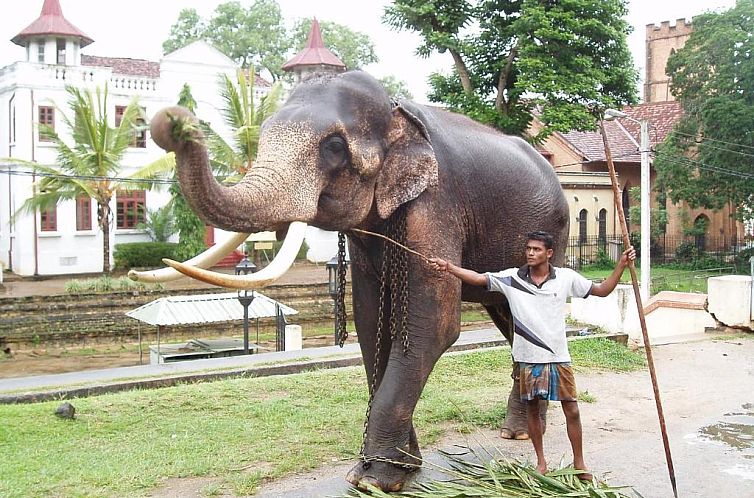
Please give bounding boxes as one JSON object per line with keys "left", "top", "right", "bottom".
{"left": 326, "top": 254, "right": 350, "bottom": 344}
{"left": 235, "top": 253, "right": 257, "bottom": 354}
{"left": 605, "top": 108, "right": 651, "bottom": 302}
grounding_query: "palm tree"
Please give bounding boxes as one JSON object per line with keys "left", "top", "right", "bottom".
{"left": 17, "top": 85, "right": 174, "bottom": 273}
{"left": 205, "top": 69, "right": 284, "bottom": 181}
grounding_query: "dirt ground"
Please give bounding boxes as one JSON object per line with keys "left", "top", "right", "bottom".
{"left": 144, "top": 336, "right": 754, "bottom": 498}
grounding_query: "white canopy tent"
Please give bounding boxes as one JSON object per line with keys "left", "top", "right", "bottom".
{"left": 126, "top": 292, "right": 297, "bottom": 362}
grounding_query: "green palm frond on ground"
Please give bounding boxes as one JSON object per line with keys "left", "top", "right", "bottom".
{"left": 344, "top": 445, "right": 633, "bottom": 498}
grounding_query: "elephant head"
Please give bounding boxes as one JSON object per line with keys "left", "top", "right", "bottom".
{"left": 131, "top": 71, "right": 438, "bottom": 288}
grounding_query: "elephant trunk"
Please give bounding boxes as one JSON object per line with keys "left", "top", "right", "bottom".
{"left": 151, "top": 107, "right": 316, "bottom": 233}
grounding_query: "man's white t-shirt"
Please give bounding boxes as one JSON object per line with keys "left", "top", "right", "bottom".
{"left": 485, "top": 265, "right": 593, "bottom": 363}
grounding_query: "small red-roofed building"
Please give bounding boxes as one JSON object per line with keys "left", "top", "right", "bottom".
{"left": 282, "top": 18, "right": 346, "bottom": 84}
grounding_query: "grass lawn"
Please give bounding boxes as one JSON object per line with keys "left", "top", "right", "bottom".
{"left": 0, "top": 339, "right": 644, "bottom": 498}
{"left": 579, "top": 265, "right": 739, "bottom": 294}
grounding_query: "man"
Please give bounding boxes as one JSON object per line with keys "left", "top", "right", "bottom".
{"left": 429, "top": 231, "right": 635, "bottom": 479}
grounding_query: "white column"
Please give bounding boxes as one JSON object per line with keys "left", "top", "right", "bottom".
{"left": 640, "top": 120, "right": 650, "bottom": 302}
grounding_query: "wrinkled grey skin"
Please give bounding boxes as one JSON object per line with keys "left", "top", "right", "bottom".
{"left": 150, "top": 70, "right": 569, "bottom": 492}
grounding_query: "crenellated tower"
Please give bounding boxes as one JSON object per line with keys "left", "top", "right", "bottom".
{"left": 644, "top": 18, "right": 693, "bottom": 103}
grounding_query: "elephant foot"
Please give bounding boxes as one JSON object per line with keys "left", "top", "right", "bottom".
{"left": 345, "top": 457, "right": 420, "bottom": 492}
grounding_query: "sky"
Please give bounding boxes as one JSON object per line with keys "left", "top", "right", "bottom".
{"left": 0, "top": 0, "right": 737, "bottom": 103}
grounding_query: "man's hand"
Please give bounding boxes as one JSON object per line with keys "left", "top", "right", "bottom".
{"left": 428, "top": 257, "right": 449, "bottom": 272}
{"left": 620, "top": 246, "right": 637, "bottom": 267}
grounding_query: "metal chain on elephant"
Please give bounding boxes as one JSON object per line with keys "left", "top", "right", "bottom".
{"left": 335, "top": 232, "right": 348, "bottom": 347}
{"left": 358, "top": 206, "right": 411, "bottom": 462}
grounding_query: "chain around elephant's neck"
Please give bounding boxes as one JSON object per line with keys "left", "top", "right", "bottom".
{"left": 360, "top": 205, "right": 411, "bottom": 461}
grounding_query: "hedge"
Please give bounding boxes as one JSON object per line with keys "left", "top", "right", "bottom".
{"left": 114, "top": 242, "right": 179, "bottom": 269}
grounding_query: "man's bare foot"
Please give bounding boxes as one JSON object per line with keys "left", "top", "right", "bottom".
{"left": 575, "top": 469, "right": 593, "bottom": 481}
{"left": 536, "top": 462, "right": 547, "bottom": 474}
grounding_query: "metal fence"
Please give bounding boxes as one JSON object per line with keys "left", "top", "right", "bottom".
{"left": 565, "top": 234, "right": 753, "bottom": 270}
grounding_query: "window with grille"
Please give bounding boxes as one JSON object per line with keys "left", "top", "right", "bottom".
{"left": 116, "top": 190, "right": 146, "bottom": 229}
{"left": 115, "top": 105, "right": 147, "bottom": 148}
{"left": 56, "top": 38, "right": 66, "bottom": 65}
{"left": 598, "top": 208, "right": 607, "bottom": 244}
{"left": 76, "top": 195, "right": 92, "bottom": 231}
{"left": 40, "top": 206, "right": 57, "bottom": 231}
{"left": 578, "top": 209, "right": 588, "bottom": 244}
{"left": 38, "top": 106, "right": 54, "bottom": 141}
{"left": 37, "top": 40, "right": 45, "bottom": 63}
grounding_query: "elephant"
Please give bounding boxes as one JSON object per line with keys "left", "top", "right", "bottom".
{"left": 132, "top": 70, "right": 569, "bottom": 492}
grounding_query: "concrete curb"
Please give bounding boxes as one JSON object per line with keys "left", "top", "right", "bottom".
{"left": 0, "top": 331, "right": 626, "bottom": 404}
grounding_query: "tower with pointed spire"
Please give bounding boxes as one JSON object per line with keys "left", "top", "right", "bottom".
{"left": 11, "top": 0, "right": 93, "bottom": 66}
{"left": 282, "top": 18, "right": 346, "bottom": 84}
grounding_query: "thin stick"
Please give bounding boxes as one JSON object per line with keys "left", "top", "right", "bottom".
{"left": 350, "top": 228, "right": 431, "bottom": 261}
{"left": 599, "top": 122, "right": 679, "bottom": 498}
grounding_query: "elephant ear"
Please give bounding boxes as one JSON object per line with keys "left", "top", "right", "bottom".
{"left": 375, "top": 106, "right": 439, "bottom": 220}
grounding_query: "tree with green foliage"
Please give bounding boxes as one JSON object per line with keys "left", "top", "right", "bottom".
{"left": 378, "top": 75, "right": 414, "bottom": 100}
{"left": 290, "top": 18, "right": 378, "bottom": 70}
{"left": 204, "top": 70, "right": 284, "bottom": 181}
{"left": 163, "top": 0, "right": 291, "bottom": 81}
{"left": 170, "top": 84, "right": 207, "bottom": 261}
{"left": 654, "top": 0, "right": 754, "bottom": 222}
{"left": 383, "top": 0, "right": 638, "bottom": 139}
{"left": 16, "top": 86, "right": 174, "bottom": 272}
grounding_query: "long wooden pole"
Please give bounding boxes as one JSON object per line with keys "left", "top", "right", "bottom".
{"left": 599, "top": 122, "right": 678, "bottom": 497}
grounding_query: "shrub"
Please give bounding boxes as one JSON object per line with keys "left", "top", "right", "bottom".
{"left": 735, "top": 247, "right": 754, "bottom": 270}
{"left": 114, "top": 242, "right": 179, "bottom": 269}
{"left": 592, "top": 248, "right": 615, "bottom": 270}
{"left": 675, "top": 241, "right": 698, "bottom": 262}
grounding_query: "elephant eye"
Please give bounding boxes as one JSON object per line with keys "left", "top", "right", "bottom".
{"left": 320, "top": 135, "right": 349, "bottom": 170}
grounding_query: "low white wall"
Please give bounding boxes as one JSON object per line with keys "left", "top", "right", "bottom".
{"left": 570, "top": 285, "right": 715, "bottom": 346}
{"left": 707, "top": 275, "right": 753, "bottom": 330}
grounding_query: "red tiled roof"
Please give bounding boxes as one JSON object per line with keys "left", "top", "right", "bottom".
{"left": 556, "top": 101, "right": 684, "bottom": 164}
{"left": 12, "top": 0, "right": 93, "bottom": 47}
{"left": 81, "top": 55, "right": 160, "bottom": 78}
{"left": 619, "top": 101, "right": 684, "bottom": 147}
{"left": 560, "top": 120, "right": 641, "bottom": 163}
{"left": 282, "top": 18, "right": 346, "bottom": 71}
{"left": 240, "top": 68, "right": 272, "bottom": 88}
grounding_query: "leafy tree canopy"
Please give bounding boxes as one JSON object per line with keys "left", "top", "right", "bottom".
{"left": 290, "top": 19, "right": 378, "bottom": 70}
{"left": 654, "top": 0, "right": 754, "bottom": 219}
{"left": 163, "top": 1, "right": 382, "bottom": 83}
{"left": 379, "top": 75, "right": 414, "bottom": 100}
{"left": 384, "top": 0, "right": 638, "bottom": 139}
{"left": 163, "top": 0, "right": 291, "bottom": 81}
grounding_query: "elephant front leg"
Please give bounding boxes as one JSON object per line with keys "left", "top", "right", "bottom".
{"left": 347, "top": 279, "right": 461, "bottom": 492}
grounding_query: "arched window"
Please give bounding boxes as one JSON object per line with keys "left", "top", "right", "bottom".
{"left": 621, "top": 183, "right": 631, "bottom": 233}
{"left": 579, "top": 209, "right": 588, "bottom": 244}
{"left": 693, "top": 214, "right": 710, "bottom": 253}
{"left": 598, "top": 208, "right": 607, "bottom": 248}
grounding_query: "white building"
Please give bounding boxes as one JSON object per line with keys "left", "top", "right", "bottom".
{"left": 0, "top": 0, "right": 271, "bottom": 276}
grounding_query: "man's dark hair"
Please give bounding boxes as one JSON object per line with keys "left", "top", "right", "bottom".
{"left": 527, "top": 231, "right": 554, "bottom": 250}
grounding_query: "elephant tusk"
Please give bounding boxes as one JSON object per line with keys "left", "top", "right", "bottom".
{"left": 128, "top": 231, "right": 251, "bottom": 283}
{"left": 160, "top": 222, "right": 308, "bottom": 290}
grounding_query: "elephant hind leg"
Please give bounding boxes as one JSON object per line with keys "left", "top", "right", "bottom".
{"left": 483, "top": 303, "right": 548, "bottom": 439}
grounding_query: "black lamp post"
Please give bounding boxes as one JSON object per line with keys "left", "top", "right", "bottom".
{"left": 235, "top": 254, "right": 257, "bottom": 354}
{"left": 326, "top": 254, "right": 349, "bottom": 344}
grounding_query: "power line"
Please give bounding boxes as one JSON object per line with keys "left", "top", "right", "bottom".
{"left": 2, "top": 168, "right": 176, "bottom": 185}
{"left": 670, "top": 130, "right": 754, "bottom": 152}
{"left": 653, "top": 152, "right": 754, "bottom": 180}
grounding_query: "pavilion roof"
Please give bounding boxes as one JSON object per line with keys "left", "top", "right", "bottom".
{"left": 12, "top": 0, "right": 93, "bottom": 47}
{"left": 282, "top": 18, "right": 346, "bottom": 71}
